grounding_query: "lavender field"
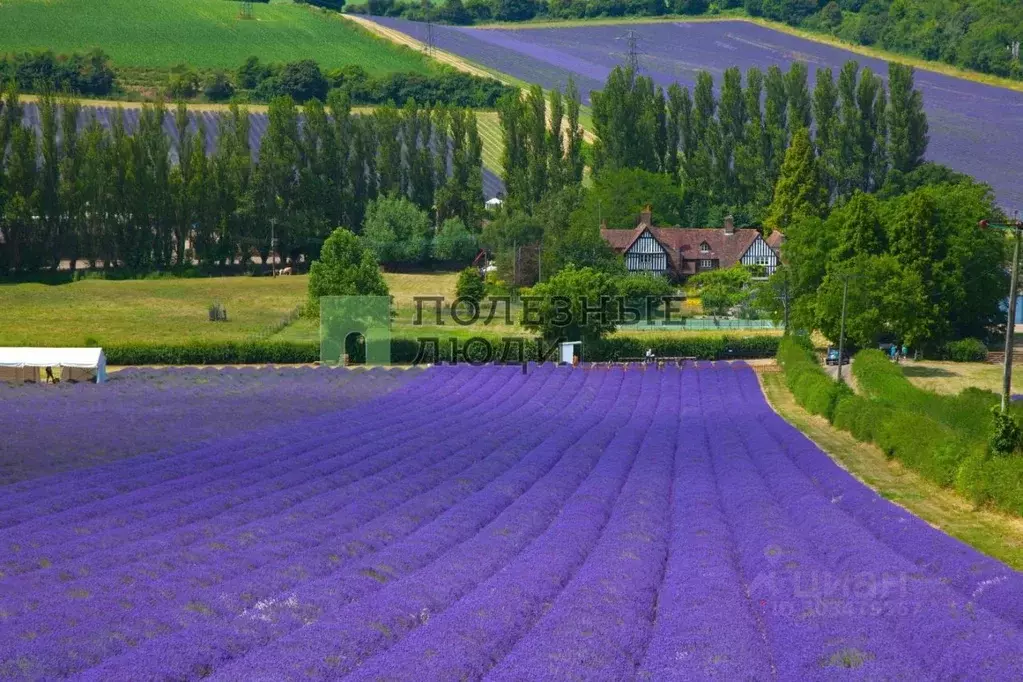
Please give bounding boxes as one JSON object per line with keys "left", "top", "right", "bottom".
{"left": 2, "top": 363, "right": 1023, "bottom": 679}
{"left": 371, "top": 18, "right": 1023, "bottom": 209}
{"left": 0, "top": 366, "right": 420, "bottom": 484}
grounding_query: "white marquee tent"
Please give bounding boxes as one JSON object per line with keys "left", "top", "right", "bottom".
{"left": 0, "top": 348, "right": 107, "bottom": 383}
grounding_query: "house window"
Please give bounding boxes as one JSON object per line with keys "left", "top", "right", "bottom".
{"left": 756, "top": 256, "right": 772, "bottom": 266}
{"left": 699, "top": 259, "right": 715, "bottom": 269}
{"left": 700, "top": 242, "right": 710, "bottom": 253}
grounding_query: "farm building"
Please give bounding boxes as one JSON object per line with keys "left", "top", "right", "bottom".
{"left": 600, "top": 208, "right": 780, "bottom": 281}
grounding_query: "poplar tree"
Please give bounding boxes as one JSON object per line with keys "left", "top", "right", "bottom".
{"left": 765, "top": 127, "right": 827, "bottom": 232}
{"left": 887, "top": 62, "right": 929, "bottom": 174}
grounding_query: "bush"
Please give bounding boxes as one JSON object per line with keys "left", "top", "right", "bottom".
{"left": 433, "top": 218, "right": 478, "bottom": 263}
{"left": 991, "top": 406, "right": 1023, "bottom": 456}
{"left": 204, "top": 71, "right": 235, "bottom": 101}
{"left": 167, "top": 66, "right": 200, "bottom": 99}
{"left": 307, "top": 227, "right": 389, "bottom": 313}
{"left": 944, "top": 338, "right": 988, "bottom": 362}
{"left": 456, "top": 267, "right": 486, "bottom": 303}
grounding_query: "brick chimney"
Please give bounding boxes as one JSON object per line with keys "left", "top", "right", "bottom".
{"left": 723, "top": 215, "right": 735, "bottom": 235}
{"left": 640, "top": 204, "right": 653, "bottom": 226}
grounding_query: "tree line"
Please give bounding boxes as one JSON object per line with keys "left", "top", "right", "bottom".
{"left": 1, "top": 48, "right": 513, "bottom": 109}
{"left": 487, "top": 59, "right": 1005, "bottom": 351}
{"left": 0, "top": 87, "right": 485, "bottom": 273}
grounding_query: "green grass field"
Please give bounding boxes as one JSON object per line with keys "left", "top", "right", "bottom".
{"left": 0, "top": 0, "right": 433, "bottom": 75}
{"left": 0, "top": 276, "right": 309, "bottom": 346}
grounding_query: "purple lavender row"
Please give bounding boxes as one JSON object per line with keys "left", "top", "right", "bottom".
{"left": 2, "top": 368, "right": 563, "bottom": 678}
{"left": 0, "top": 365, "right": 545, "bottom": 677}
{"left": 0, "top": 368, "right": 442, "bottom": 520}
{"left": 323, "top": 369, "right": 661, "bottom": 682}
{"left": 0, "top": 368, "right": 441, "bottom": 516}
{"left": 72, "top": 367, "right": 605, "bottom": 680}
{"left": 722, "top": 368, "right": 1023, "bottom": 676}
{"left": 638, "top": 365, "right": 775, "bottom": 679}
{"left": 0, "top": 365, "right": 541, "bottom": 648}
{"left": 0, "top": 367, "right": 420, "bottom": 488}
{"left": 742, "top": 367, "right": 1023, "bottom": 631}
{"left": 477, "top": 366, "right": 683, "bottom": 681}
{"left": 699, "top": 365, "right": 930, "bottom": 679}
{"left": 0, "top": 367, "right": 479, "bottom": 564}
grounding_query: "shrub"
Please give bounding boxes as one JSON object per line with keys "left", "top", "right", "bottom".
{"left": 955, "top": 449, "right": 990, "bottom": 506}
{"left": 944, "top": 338, "right": 988, "bottom": 362}
{"left": 307, "top": 227, "right": 389, "bottom": 313}
{"left": 204, "top": 71, "right": 235, "bottom": 101}
{"left": 875, "top": 412, "right": 964, "bottom": 486}
{"left": 455, "top": 267, "right": 486, "bottom": 304}
{"left": 991, "top": 406, "right": 1023, "bottom": 456}
{"left": 433, "top": 218, "right": 478, "bottom": 263}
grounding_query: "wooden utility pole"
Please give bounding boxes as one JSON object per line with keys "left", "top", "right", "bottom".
{"left": 980, "top": 217, "right": 1023, "bottom": 412}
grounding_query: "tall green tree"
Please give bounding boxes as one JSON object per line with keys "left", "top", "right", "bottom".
{"left": 887, "top": 62, "right": 929, "bottom": 174}
{"left": 765, "top": 127, "right": 827, "bottom": 232}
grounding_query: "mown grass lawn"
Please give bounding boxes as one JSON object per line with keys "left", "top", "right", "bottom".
{"left": 0, "top": 0, "right": 434, "bottom": 75}
{"left": 901, "top": 360, "right": 1023, "bottom": 395}
{"left": 0, "top": 276, "right": 309, "bottom": 346}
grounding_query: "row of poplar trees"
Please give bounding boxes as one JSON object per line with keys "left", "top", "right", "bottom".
{"left": 0, "top": 87, "right": 485, "bottom": 272}
{"left": 498, "top": 81, "right": 587, "bottom": 213}
{"left": 498, "top": 59, "right": 927, "bottom": 227}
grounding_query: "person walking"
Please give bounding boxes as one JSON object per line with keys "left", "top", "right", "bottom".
{"left": 902, "top": 343, "right": 909, "bottom": 362}
{"left": 889, "top": 343, "right": 898, "bottom": 363}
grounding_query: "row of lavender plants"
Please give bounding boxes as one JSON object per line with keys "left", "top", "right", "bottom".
{"left": 0, "top": 366, "right": 421, "bottom": 485}
{"left": 3, "top": 363, "right": 1023, "bottom": 678}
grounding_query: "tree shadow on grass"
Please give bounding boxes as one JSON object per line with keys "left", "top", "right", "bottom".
{"left": 902, "top": 365, "right": 956, "bottom": 378}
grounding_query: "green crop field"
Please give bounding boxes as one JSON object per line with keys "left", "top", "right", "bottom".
{"left": 0, "top": 0, "right": 434, "bottom": 76}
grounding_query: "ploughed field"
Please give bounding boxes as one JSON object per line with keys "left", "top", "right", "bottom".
{"left": 3, "top": 364, "right": 1023, "bottom": 679}
{"left": 370, "top": 18, "right": 1023, "bottom": 210}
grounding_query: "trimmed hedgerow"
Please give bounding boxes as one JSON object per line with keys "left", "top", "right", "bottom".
{"left": 777, "top": 340, "right": 1023, "bottom": 517}
{"left": 596, "top": 335, "right": 780, "bottom": 362}
{"left": 776, "top": 336, "right": 849, "bottom": 422}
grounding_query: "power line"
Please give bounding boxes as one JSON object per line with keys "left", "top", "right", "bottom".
{"left": 615, "top": 30, "right": 641, "bottom": 73}
{"left": 424, "top": 19, "right": 436, "bottom": 57}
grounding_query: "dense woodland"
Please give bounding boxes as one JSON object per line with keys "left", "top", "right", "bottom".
{"left": 358, "top": 0, "right": 1023, "bottom": 81}
{"left": 0, "top": 88, "right": 485, "bottom": 273}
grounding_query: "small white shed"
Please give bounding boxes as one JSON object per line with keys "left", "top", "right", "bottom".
{"left": 0, "top": 347, "right": 107, "bottom": 383}
{"left": 485, "top": 197, "right": 504, "bottom": 210}
{"left": 559, "top": 341, "right": 581, "bottom": 365}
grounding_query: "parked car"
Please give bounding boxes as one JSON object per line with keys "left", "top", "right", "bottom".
{"left": 825, "top": 347, "right": 850, "bottom": 366}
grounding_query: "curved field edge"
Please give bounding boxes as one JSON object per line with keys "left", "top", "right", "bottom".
{"left": 346, "top": 15, "right": 598, "bottom": 139}
{"left": 759, "top": 370, "right": 1023, "bottom": 571}
{"left": 468, "top": 14, "right": 1023, "bottom": 96}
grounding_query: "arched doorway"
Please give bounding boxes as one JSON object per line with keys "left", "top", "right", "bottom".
{"left": 344, "top": 331, "right": 367, "bottom": 365}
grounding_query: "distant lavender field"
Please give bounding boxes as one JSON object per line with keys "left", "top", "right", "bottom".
{"left": 372, "top": 18, "right": 1023, "bottom": 209}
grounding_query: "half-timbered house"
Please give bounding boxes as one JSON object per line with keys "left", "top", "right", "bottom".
{"left": 600, "top": 207, "right": 781, "bottom": 281}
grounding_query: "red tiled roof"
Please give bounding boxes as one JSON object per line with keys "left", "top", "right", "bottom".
{"left": 600, "top": 223, "right": 763, "bottom": 274}
{"left": 766, "top": 229, "right": 785, "bottom": 250}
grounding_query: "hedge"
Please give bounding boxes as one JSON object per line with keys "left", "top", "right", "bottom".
{"left": 104, "top": 334, "right": 780, "bottom": 366}
{"left": 776, "top": 336, "right": 849, "bottom": 421}
{"left": 776, "top": 339, "right": 1023, "bottom": 518}
{"left": 592, "top": 335, "right": 780, "bottom": 361}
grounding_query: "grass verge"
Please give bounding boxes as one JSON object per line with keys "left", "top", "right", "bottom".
{"left": 760, "top": 371, "right": 1023, "bottom": 571}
